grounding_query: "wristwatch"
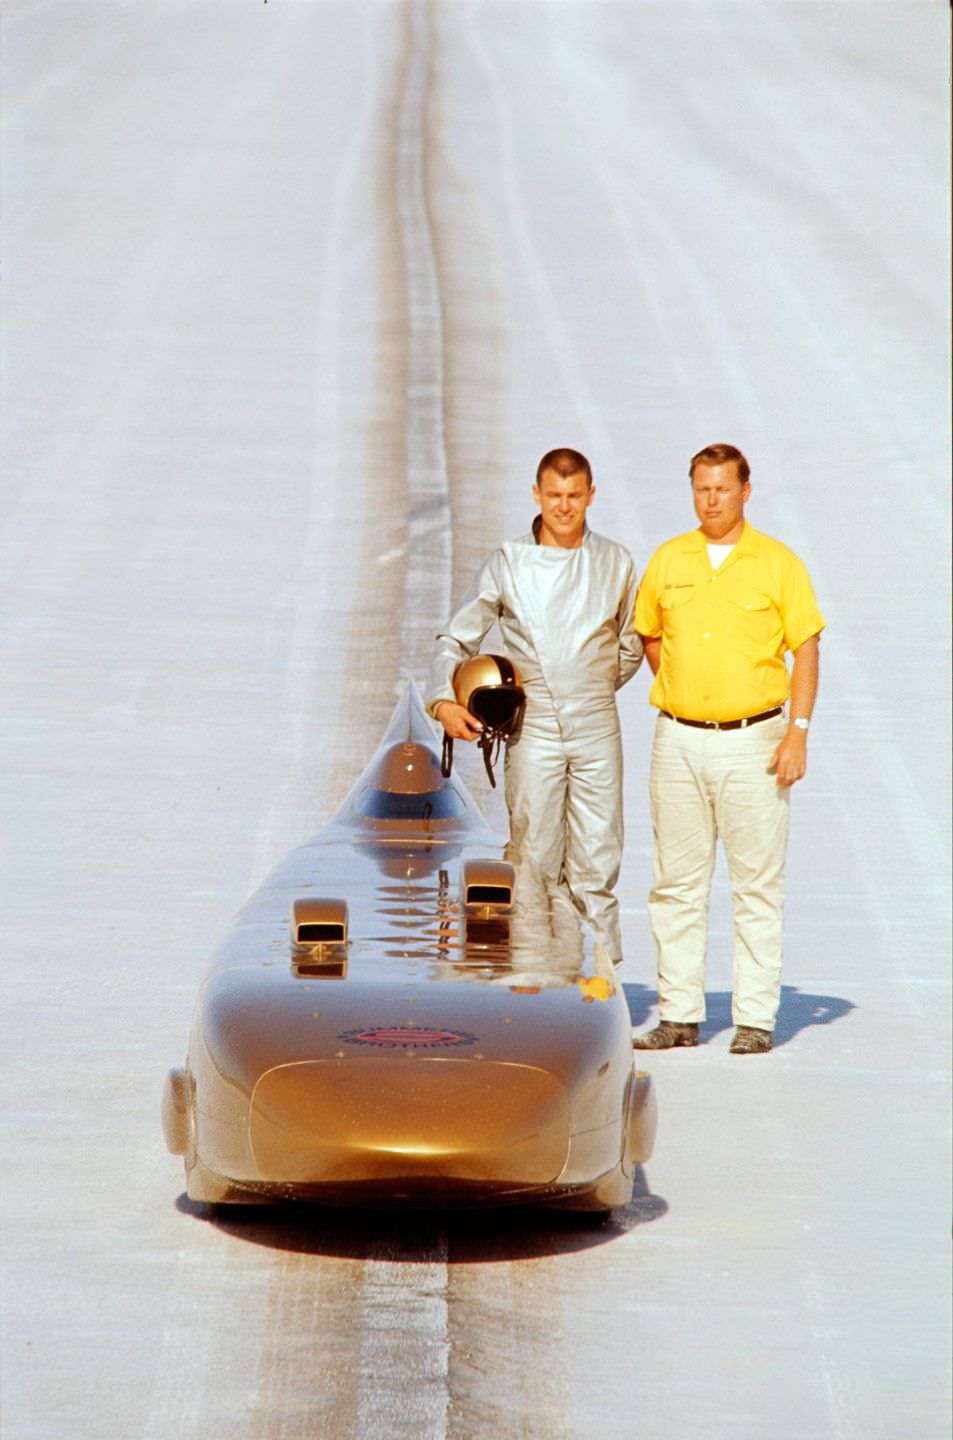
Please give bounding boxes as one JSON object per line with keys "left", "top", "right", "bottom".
{"left": 791, "top": 717, "right": 810, "bottom": 731}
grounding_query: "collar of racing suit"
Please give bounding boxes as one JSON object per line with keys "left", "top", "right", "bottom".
{"left": 531, "top": 514, "right": 591, "bottom": 546}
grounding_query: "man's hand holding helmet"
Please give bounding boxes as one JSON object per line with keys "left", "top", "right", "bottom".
{"left": 434, "top": 700, "right": 483, "bottom": 741}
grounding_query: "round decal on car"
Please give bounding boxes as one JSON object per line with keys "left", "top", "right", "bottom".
{"left": 337, "top": 1025, "right": 479, "bottom": 1048}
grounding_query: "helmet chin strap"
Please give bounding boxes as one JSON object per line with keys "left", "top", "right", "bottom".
{"left": 440, "top": 728, "right": 503, "bottom": 788}
{"left": 478, "top": 727, "right": 505, "bottom": 788}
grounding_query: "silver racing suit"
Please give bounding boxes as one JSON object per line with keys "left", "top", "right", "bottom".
{"left": 427, "top": 527, "right": 643, "bottom": 961}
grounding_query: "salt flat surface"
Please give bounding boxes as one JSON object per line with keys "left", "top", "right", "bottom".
{"left": 2, "top": 3, "right": 949, "bottom": 1437}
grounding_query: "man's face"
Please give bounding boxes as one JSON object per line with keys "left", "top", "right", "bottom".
{"left": 532, "top": 467, "right": 594, "bottom": 547}
{"left": 691, "top": 461, "right": 750, "bottom": 542}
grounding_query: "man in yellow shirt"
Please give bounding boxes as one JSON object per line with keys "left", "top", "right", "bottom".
{"left": 632, "top": 444, "right": 824, "bottom": 1054}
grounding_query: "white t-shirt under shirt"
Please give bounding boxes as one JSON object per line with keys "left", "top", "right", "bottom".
{"left": 707, "top": 543, "right": 735, "bottom": 570}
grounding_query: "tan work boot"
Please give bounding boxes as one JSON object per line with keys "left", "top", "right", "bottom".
{"left": 729, "top": 1025, "right": 773, "bottom": 1054}
{"left": 632, "top": 1020, "right": 699, "bottom": 1050}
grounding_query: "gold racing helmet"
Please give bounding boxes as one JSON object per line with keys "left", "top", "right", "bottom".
{"left": 442, "top": 654, "right": 526, "bottom": 788}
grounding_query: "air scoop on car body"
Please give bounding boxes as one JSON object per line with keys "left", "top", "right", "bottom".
{"left": 462, "top": 859, "right": 514, "bottom": 911}
{"left": 292, "top": 898, "right": 348, "bottom": 946}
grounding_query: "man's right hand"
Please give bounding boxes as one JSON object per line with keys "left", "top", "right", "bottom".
{"left": 434, "top": 701, "right": 483, "bottom": 740}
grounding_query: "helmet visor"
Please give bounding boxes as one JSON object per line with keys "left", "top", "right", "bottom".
{"left": 469, "top": 685, "right": 525, "bottom": 732}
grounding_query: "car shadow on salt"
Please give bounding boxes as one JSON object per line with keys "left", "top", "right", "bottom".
{"left": 175, "top": 1165, "right": 667, "bottom": 1260}
{"left": 624, "top": 982, "right": 855, "bottom": 1049}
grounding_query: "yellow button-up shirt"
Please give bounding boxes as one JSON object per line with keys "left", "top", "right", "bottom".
{"left": 633, "top": 523, "right": 825, "bottom": 722}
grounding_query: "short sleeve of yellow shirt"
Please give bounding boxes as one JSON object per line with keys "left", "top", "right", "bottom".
{"left": 633, "top": 523, "right": 825, "bottom": 722}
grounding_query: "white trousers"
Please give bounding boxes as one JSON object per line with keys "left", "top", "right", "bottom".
{"left": 504, "top": 715, "right": 624, "bottom": 961}
{"left": 648, "top": 712, "right": 790, "bottom": 1030}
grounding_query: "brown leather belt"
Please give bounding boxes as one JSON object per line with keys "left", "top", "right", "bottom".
{"left": 660, "top": 706, "right": 783, "bottom": 731}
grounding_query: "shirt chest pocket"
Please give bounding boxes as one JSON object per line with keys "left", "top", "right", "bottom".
{"left": 727, "top": 591, "right": 779, "bottom": 641}
{"left": 658, "top": 585, "right": 695, "bottom": 634}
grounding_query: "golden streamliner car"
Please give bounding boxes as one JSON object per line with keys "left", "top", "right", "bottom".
{"left": 163, "top": 684, "right": 657, "bottom": 1214}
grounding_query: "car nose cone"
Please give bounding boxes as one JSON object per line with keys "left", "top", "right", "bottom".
{"left": 249, "top": 1056, "right": 570, "bottom": 1185}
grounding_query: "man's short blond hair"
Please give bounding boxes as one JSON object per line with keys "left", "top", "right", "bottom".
{"left": 536, "top": 448, "right": 592, "bottom": 486}
{"left": 689, "top": 443, "right": 750, "bottom": 485}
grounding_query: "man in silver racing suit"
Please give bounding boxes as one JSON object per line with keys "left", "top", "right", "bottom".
{"left": 427, "top": 448, "right": 643, "bottom": 963}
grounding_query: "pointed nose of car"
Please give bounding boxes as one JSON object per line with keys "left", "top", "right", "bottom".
{"left": 249, "top": 1057, "right": 570, "bottom": 1187}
